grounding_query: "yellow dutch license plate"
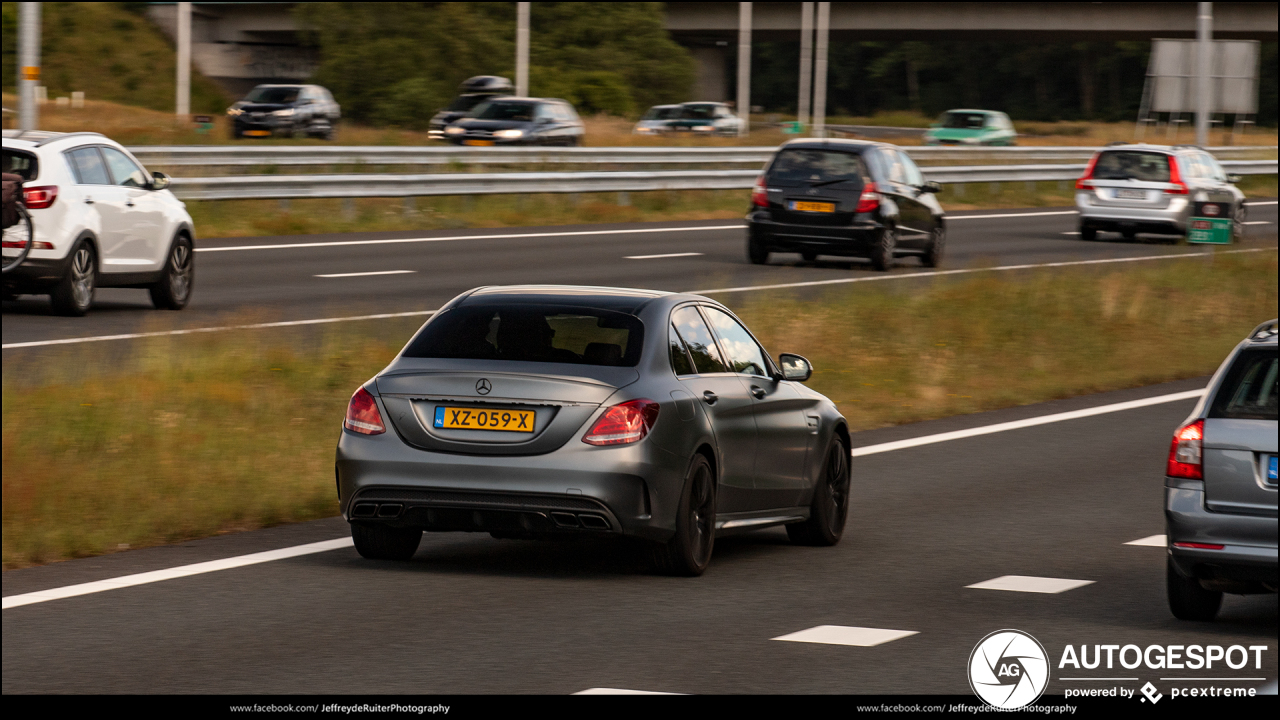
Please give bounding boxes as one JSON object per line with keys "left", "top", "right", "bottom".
{"left": 790, "top": 201, "right": 835, "bottom": 213}
{"left": 244, "top": 130, "right": 272, "bottom": 137}
{"left": 463, "top": 139, "right": 495, "bottom": 147}
{"left": 434, "top": 406, "right": 535, "bottom": 432}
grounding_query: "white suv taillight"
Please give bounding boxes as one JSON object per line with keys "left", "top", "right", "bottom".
{"left": 582, "top": 399, "right": 659, "bottom": 446}
{"left": 23, "top": 185, "right": 58, "bottom": 209}
{"left": 344, "top": 387, "right": 385, "bottom": 435}
{"left": 1166, "top": 419, "right": 1203, "bottom": 479}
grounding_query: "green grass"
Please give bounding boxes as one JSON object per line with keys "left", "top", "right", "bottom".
{"left": 4, "top": 251, "right": 1275, "bottom": 568}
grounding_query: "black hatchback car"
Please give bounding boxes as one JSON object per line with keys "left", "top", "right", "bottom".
{"left": 746, "top": 139, "right": 945, "bottom": 270}
{"left": 443, "top": 98, "right": 584, "bottom": 147}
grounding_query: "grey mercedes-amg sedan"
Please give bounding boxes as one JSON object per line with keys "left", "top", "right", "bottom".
{"left": 336, "top": 285, "right": 851, "bottom": 575}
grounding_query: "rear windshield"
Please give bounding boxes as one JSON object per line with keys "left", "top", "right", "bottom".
{"left": 643, "top": 106, "right": 680, "bottom": 120}
{"left": 402, "top": 304, "right": 644, "bottom": 367}
{"left": 1210, "top": 348, "right": 1278, "bottom": 420}
{"left": 939, "top": 112, "right": 988, "bottom": 129}
{"left": 2, "top": 150, "right": 38, "bottom": 181}
{"left": 244, "top": 86, "right": 300, "bottom": 104}
{"left": 680, "top": 104, "right": 717, "bottom": 119}
{"left": 1092, "top": 151, "right": 1171, "bottom": 182}
{"left": 471, "top": 101, "right": 535, "bottom": 122}
{"left": 445, "top": 94, "right": 491, "bottom": 112}
{"left": 767, "top": 149, "right": 867, "bottom": 184}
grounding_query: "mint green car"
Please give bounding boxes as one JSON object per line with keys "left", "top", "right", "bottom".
{"left": 923, "top": 109, "right": 1017, "bottom": 146}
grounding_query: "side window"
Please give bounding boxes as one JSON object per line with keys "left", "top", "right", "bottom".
{"left": 898, "top": 150, "right": 924, "bottom": 186}
{"left": 882, "top": 149, "right": 907, "bottom": 184}
{"left": 1199, "top": 152, "right": 1226, "bottom": 182}
{"left": 672, "top": 306, "right": 728, "bottom": 374}
{"left": 65, "top": 146, "right": 111, "bottom": 185}
{"left": 702, "top": 306, "right": 768, "bottom": 377}
{"left": 1181, "top": 153, "right": 1205, "bottom": 179}
{"left": 669, "top": 324, "right": 695, "bottom": 376}
{"left": 99, "top": 147, "right": 148, "bottom": 188}
{"left": 535, "top": 104, "right": 556, "bottom": 122}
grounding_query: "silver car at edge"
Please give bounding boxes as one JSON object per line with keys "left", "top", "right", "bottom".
{"left": 1166, "top": 319, "right": 1278, "bottom": 620}
{"left": 1075, "top": 143, "right": 1246, "bottom": 242}
{"left": 335, "top": 286, "right": 851, "bottom": 576}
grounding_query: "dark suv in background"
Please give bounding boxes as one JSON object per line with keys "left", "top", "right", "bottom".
{"left": 746, "top": 139, "right": 945, "bottom": 271}
{"left": 443, "top": 98, "right": 584, "bottom": 147}
{"left": 429, "top": 76, "right": 514, "bottom": 141}
{"left": 227, "top": 84, "right": 341, "bottom": 140}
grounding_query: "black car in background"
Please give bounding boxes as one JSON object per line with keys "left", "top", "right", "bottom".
{"left": 746, "top": 139, "right": 945, "bottom": 271}
{"left": 443, "top": 98, "right": 585, "bottom": 147}
{"left": 227, "top": 84, "right": 341, "bottom": 140}
{"left": 429, "top": 76, "right": 514, "bottom": 140}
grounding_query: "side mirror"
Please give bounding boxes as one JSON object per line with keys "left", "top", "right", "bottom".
{"left": 921, "top": 180, "right": 942, "bottom": 193}
{"left": 1226, "top": 174, "right": 1241, "bottom": 184}
{"left": 778, "top": 353, "right": 812, "bottom": 382}
{"left": 149, "top": 171, "right": 171, "bottom": 191}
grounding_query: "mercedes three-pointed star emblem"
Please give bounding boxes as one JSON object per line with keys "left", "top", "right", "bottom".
{"left": 475, "top": 378, "right": 492, "bottom": 395}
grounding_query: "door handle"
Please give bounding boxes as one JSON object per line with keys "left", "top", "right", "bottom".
{"left": 701, "top": 390, "right": 718, "bottom": 405}
{"left": 84, "top": 197, "right": 94, "bottom": 204}
{"left": 125, "top": 200, "right": 135, "bottom": 207}
{"left": 749, "top": 385, "right": 766, "bottom": 399}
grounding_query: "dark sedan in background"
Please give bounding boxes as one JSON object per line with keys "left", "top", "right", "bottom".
{"left": 443, "top": 98, "right": 584, "bottom": 146}
{"left": 336, "top": 286, "right": 851, "bottom": 576}
{"left": 428, "top": 75, "right": 514, "bottom": 141}
{"left": 227, "top": 84, "right": 341, "bottom": 140}
{"left": 747, "top": 139, "right": 945, "bottom": 270}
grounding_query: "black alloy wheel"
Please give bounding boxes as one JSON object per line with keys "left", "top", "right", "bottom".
{"left": 801, "top": 251, "right": 818, "bottom": 263}
{"left": 50, "top": 242, "right": 96, "bottom": 316}
{"left": 1166, "top": 558, "right": 1222, "bottom": 621}
{"left": 150, "top": 235, "right": 194, "bottom": 310}
{"left": 1079, "top": 225, "right": 1097, "bottom": 241}
{"left": 352, "top": 523, "right": 423, "bottom": 561}
{"left": 922, "top": 224, "right": 946, "bottom": 268}
{"left": 1232, "top": 202, "right": 1247, "bottom": 239}
{"left": 1122, "top": 229, "right": 1138, "bottom": 242}
{"left": 787, "top": 435, "right": 851, "bottom": 546}
{"left": 870, "top": 224, "right": 896, "bottom": 271}
{"left": 652, "top": 454, "right": 716, "bottom": 576}
{"left": 747, "top": 233, "right": 770, "bottom": 265}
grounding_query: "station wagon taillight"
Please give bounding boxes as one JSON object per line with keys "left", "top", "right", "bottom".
{"left": 752, "top": 176, "right": 769, "bottom": 207}
{"left": 855, "top": 181, "right": 880, "bottom": 213}
{"left": 1166, "top": 419, "right": 1203, "bottom": 479}
{"left": 23, "top": 185, "right": 58, "bottom": 209}
{"left": 582, "top": 399, "right": 659, "bottom": 446}
{"left": 344, "top": 387, "right": 385, "bottom": 435}
{"left": 1075, "top": 154, "right": 1099, "bottom": 190}
{"left": 1164, "top": 156, "right": 1189, "bottom": 195}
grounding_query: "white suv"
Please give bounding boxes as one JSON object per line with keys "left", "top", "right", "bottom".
{"left": 2, "top": 131, "right": 195, "bottom": 316}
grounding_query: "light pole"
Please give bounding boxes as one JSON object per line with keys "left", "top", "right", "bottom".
{"left": 176, "top": 2, "right": 191, "bottom": 117}
{"left": 18, "top": 2, "right": 41, "bottom": 133}
{"left": 516, "top": 2, "right": 530, "bottom": 97}
{"left": 737, "top": 2, "right": 752, "bottom": 137}
{"left": 797, "top": 2, "right": 814, "bottom": 130}
{"left": 812, "top": 2, "right": 829, "bottom": 138}
{"left": 1195, "top": 2, "right": 1213, "bottom": 147}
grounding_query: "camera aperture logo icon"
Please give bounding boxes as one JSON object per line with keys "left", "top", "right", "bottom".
{"left": 968, "top": 629, "right": 1049, "bottom": 709}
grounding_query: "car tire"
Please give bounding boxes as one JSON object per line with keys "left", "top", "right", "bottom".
{"left": 351, "top": 523, "right": 422, "bottom": 561}
{"left": 787, "top": 434, "right": 851, "bottom": 546}
{"left": 149, "top": 235, "right": 194, "bottom": 310}
{"left": 801, "top": 251, "right": 818, "bottom": 263}
{"left": 922, "top": 224, "right": 946, "bottom": 268}
{"left": 1232, "top": 202, "right": 1246, "bottom": 240}
{"left": 870, "top": 224, "right": 896, "bottom": 271}
{"left": 1079, "top": 225, "right": 1097, "bottom": 241}
{"left": 1167, "top": 558, "right": 1222, "bottom": 621}
{"left": 747, "top": 233, "right": 770, "bottom": 265}
{"left": 50, "top": 241, "right": 96, "bottom": 317}
{"left": 651, "top": 454, "right": 716, "bottom": 576}
{"left": 1122, "top": 229, "right": 1137, "bottom": 242}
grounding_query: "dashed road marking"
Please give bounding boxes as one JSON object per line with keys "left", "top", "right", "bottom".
{"left": 966, "top": 575, "right": 1095, "bottom": 594}
{"left": 573, "top": 688, "right": 684, "bottom": 695}
{"left": 772, "top": 625, "right": 919, "bottom": 647}
{"left": 1125, "top": 534, "right": 1167, "bottom": 547}
{"left": 315, "top": 270, "right": 416, "bottom": 278}
{"left": 624, "top": 252, "right": 704, "bottom": 260}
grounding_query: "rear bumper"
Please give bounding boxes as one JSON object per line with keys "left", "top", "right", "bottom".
{"left": 748, "top": 212, "right": 883, "bottom": 254}
{"left": 2, "top": 253, "right": 72, "bottom": 289}
{"left": 1165, "top": 481, "right": 1278, "bottom": 588}
{"left": 1077, "top": 194, "right": 1189, "bottom": 234}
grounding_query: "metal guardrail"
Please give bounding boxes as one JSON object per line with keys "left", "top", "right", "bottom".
{"left": 131, "top": 145, "right": 1277, "bottom": 169}
{"left": 167, "top": 160, "right": 1278, "bottom": 202}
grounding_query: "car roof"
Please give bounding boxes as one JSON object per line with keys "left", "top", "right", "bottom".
{"left": 1246, "top": 319, "right": 1278, "bottom": 346}
{"left": 459, "top": 285, "right": 671, "bottom": 313}
{"left": 778, "top": 137, "right": 890, "bottom": 152}
{"left": 944, "top": 108, "right": 997, "bottom": 114}
{"left": 3, "top": 130, "right": 108, "bottom": 149}
{"left": 1096, "top": 143, "right": 1191, "bottom": 154}
{"left": 682, "top": 101, "right": 725, "bottom": 107}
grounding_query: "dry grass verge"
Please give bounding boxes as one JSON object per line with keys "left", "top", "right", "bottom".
{"left": 3, "top": 250, "right": 1275, "bottom": 569}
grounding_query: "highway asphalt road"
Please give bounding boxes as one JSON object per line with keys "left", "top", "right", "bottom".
{"left": 3, "top": 202, "right": 1277, "bottom": 348}
{"left": 3, "top": 377, "right": 1275, "bottom": 694}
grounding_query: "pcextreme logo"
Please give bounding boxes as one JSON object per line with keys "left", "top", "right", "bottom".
{"left": 969, "top": 629, "right": 1050, "bottom": 709}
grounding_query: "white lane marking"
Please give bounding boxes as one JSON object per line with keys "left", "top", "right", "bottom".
{"left": 2, "top": 310, "right": 437, "bottom": 350}
{"left": 2, "top": 537, "right": 353, "bottom": 610}
{"left": 693, "top": 247, "right": 1276, "bottom": 295}
{"left": 1243, "top": 221, "right": 1271, "bottom": 225}
{"left": 948, "top": 210, "right": 1078, "bottom": 220}
{"left": 573, "top": 689, "right": 684, "bottom": 695}
{"left": 1125, "top": 534, "right": 1167, "bottom": 547}
{"left": 1061, "top": 231, "right": 1080, "bottom": 235}
{"left": 772, "top": 625, "right": 918, "bottom": 647}
{"left": 196, "top": 225, "right": 745, "bottom": 253}
{"left": 315, "top": 270, "right": 416, "bottom": 278}
{"left": 966, "top": 575, "right": 1095, "bottom": 594}
{"left": 624, "top": 252, "right": 704, "bottom": 260}
{"left": 8, "top": 249, "right": 1275, "bottom": 350}
{"left": 1246, "top": 200, "right": 1278, "bottom": 206}
{"left": 849, "top": 389, "right": 1202, "bottom": 457}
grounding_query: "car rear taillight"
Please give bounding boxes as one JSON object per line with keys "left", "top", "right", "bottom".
{"left": 1173, "top": 542, "right": 1224, "bottom": 550}
{"left": 1074, "top": 153, "right": 1100, "bottom": 190}
{"left": 344, "top": 387, "right": 385, "bottom": 435}
{"left": 23, "top": 185, "right": 58, "bottom": 209}
{"left": 1164, "top": 156, "right": 1188, "bottom": 194}
{"left": 855, "top": 181, "right": 880, "bottom": 213}
{"left": 582, "top": 399, "right": 660, "bottom": 446}
{"left": 1166, "top": 419, "right": 1203, "bottom": 479}
{"left": 751, "top": 176, "right": 769, "bottom": 207}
